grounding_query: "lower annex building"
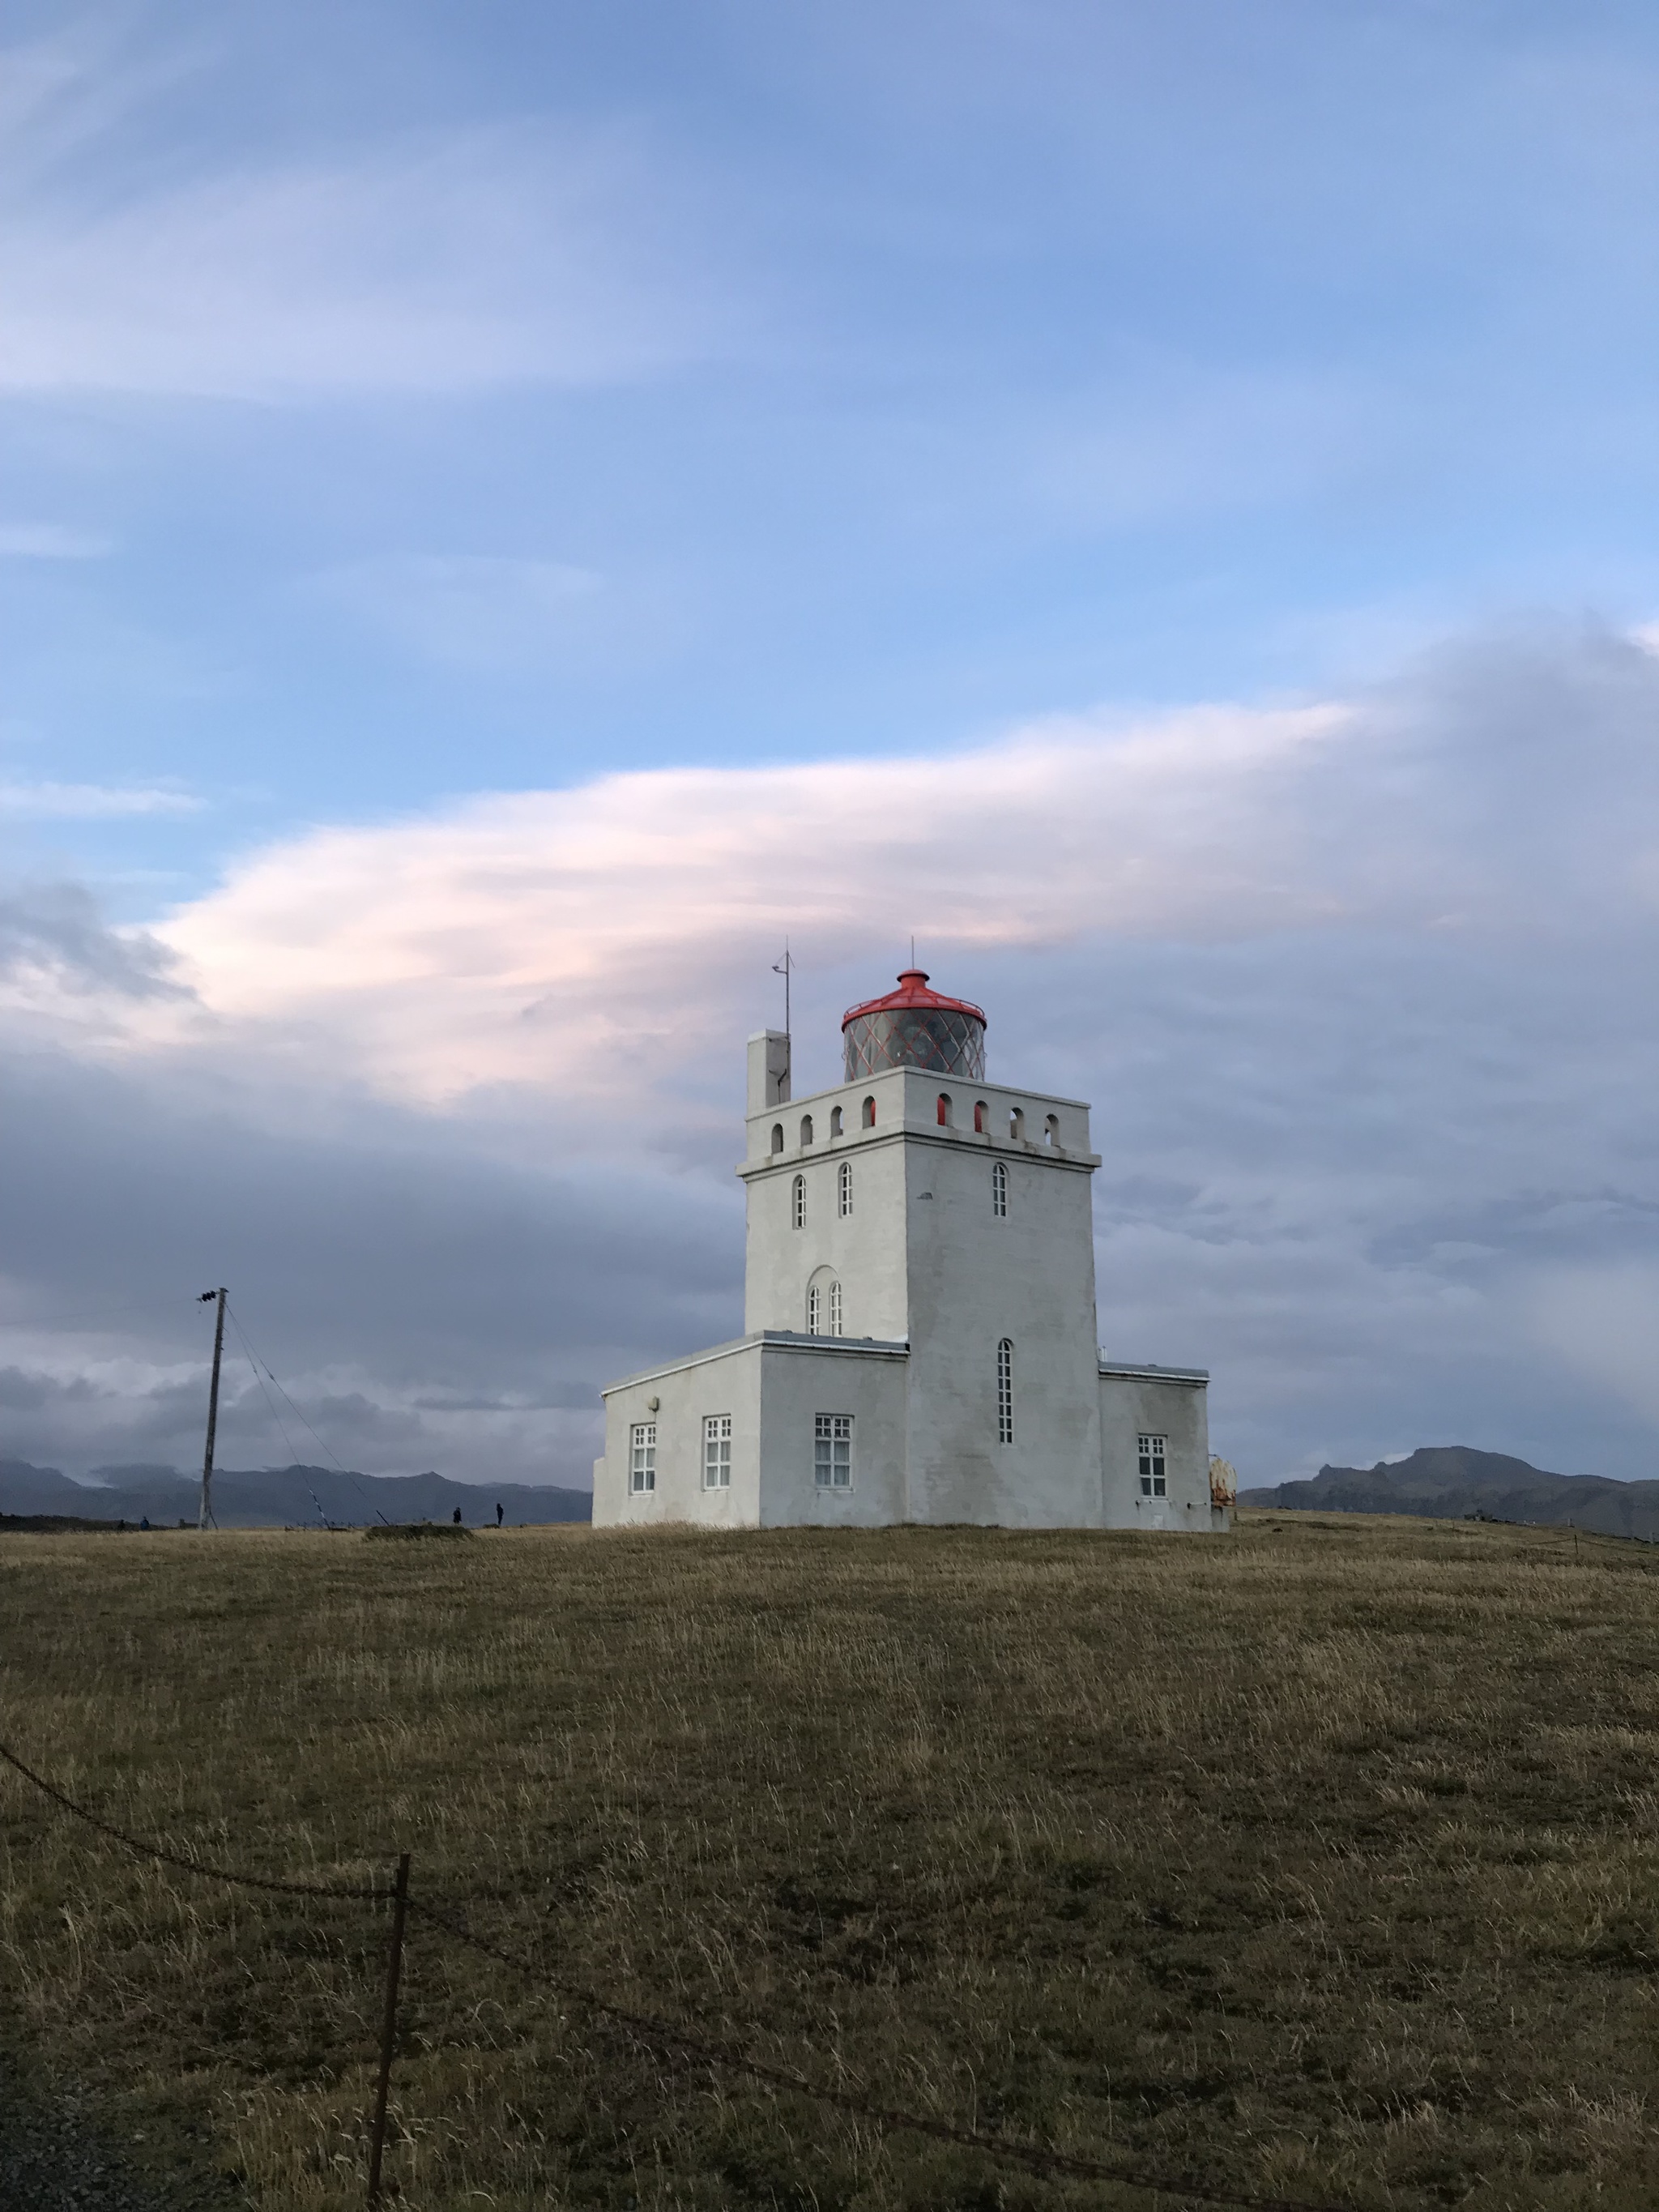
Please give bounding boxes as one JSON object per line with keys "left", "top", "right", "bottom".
{"left": 592, "top": 968, "right": 1233, "bottom": 1532}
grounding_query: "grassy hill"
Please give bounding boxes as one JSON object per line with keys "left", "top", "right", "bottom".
{"left": 1243, "top": 1445, "right": 1659, "bottom": 1539}
{"left": 3, "top": 1513, "right": 1657, "bottom": 2210}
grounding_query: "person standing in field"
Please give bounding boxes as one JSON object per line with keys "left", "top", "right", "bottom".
{"left": 496, "top": 1501, "right": 504, "bottom": 1527}
{"left": 452, "top": 1505, "right": 462, "bottom": 1526}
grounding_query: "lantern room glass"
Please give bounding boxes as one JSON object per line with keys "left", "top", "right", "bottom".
{"left": 842, "top": 1006, "right": 985, "bottom": 1083}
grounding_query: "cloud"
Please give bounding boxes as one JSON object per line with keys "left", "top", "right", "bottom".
{"left": 0, "top": 36, "right": 731, "bottom": 401}
{"left": 0, "top": 882, "right": 186, "bottom": 999}
{"left": 0, "top": 783, "right": 201, "bottom": 819}
{"left": 139, "top": 695, "right": 1344, "bottom": 1109}
{"left": 123, "top": 622, "right": 1659, "bottom": 1118}
{"left": 1524, "top": 1265, "right": 1659, "bottom": 1428}
{"left": 0, "top": 522, "right": 110, "bottom": 558}
{"left": 0, "top": 1042, "right": 738, "bottom": 1484}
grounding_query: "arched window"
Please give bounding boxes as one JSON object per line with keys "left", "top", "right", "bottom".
{"left": 1009, "top": 1108, "right": 1025, "bottom": 1141}
{"left": 830, "top": 1105, "right": 843, "bottom": 1138}
{"left": 791, "top": 1173, "right": 804, "bottom": 1230}
{"left": 828, "top": 1278, "right": 842, "bottom": 1336}
{"left": 862, "top": 1095, "right": 876, "bottom": 1128}
{"left": 807, "top": 1281, "right": 821, "bottom": 1334}
{"left": 996, "top": 1339, "right": 1014, "bottom": 1445}
{"left": 1044, "top": 1113, "right": 1060, "bottom": 1147}
{"left": 800, "top": 1113, "right": 814, "bottom": 1147}
{"left": 974, "top": 1100, "right": 987, "bottom": 1133}
{"left": 807, "top": 1266, "right": 839, "bottom": 1337}
{"left": 992, "top": 1160, "right": 1008, "bottom": 1217}
{"left": 838, "top": 1159, "right": 852, "bottom": 1217}
{"left": 937, "top": 1091, "right": 952, "bottom": 1126}
{"left": 771, "top": 1123, "right": 785, "bottom": 1154}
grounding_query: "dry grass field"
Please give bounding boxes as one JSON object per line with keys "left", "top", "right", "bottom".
{"left": 3, "top": 1512, "right": 1658, "bottom": 2212}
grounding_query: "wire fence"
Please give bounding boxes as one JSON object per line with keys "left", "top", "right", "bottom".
{"left": 1, "top": 1736, "right": 1354, "bottom": 2212}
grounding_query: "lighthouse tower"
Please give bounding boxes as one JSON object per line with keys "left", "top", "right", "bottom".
{"left": 592, "top": 970, "right": 1220, "bottom": 1532}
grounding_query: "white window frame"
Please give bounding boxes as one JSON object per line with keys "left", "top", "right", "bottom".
{"left": 702, "top": 1414, "right": 731, "bottom": 1490}
{"left": 629, "top": 1421, "right": 656, "bottom": 1494}
{"left": 1137, "top": 1433, "right": 1167, "bottom": 1498}
{"left": 791, "top": 1172, "right": 804, "bottom": 1230}
{"left": 828, "top": 1278, "right": 842, "bottom": 1336}
{"left": 807, "top": 1281, "right": 821, "bottom": 1335}
{"left": 996, "top": 1339, "right": 1013, "bottom": 1445}
{"left": 838, "top": 1159, "right": 853, "bottom": 1217}
{"left": 814, "top": 1412, "right": 853, "bottom": 1488}
{"left": 992, "top": 1160, "right": 1008, "bottom": 1217}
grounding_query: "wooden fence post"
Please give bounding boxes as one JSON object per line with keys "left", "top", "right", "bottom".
{"left": 366, "top": 1852, "right": 411, "bottom": 2206}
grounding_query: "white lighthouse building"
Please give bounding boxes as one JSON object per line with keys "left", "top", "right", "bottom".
{"left": 592, "top": 970, "right": 1227, "bottom": 1532}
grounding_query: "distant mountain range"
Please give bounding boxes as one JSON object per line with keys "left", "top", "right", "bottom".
{"left": 0, "top": 1459, "right": 591, "bottom": 1530}
{"left": 1243, "top": 1446, "right": 1659, "bottom": 1539}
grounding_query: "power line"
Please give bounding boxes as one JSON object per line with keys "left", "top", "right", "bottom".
{"left": 225, "top": 1309, "right": 310, "bottom": 1477}
{"left": 224, "top": 1303, "right": 391, "bottom": 1526}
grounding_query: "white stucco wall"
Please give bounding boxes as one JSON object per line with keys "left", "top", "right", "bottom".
{"left": 593, "top": 1334, "right": 910, "bottom": 1529}
{"left": 594, "top": 1336, "right": 766, "bottom": 1527}
{"left": 1098, "top": 1367, "right": 1212, "bottom": 1531}
{"left": 900, "top": 1131, "right": 1105, "bottom": 1525}
{"left": 755, "top": 1339, "right": 910, "bottom": 1527}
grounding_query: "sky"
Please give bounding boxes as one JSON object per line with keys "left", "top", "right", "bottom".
{"left": 5, "top": 1, "right": 1659, "bottom": 1490}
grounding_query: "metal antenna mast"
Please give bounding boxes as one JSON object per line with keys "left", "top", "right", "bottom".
{"left": 771, "top": 942, "right": 794, "bottom": 1091}
{"left": 196, "top": 1287, "right": 227, "bottom": 1529}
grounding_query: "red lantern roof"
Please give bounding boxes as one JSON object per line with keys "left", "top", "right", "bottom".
{"left": 840, "top": 969, "right": 987, "bottom": 1031}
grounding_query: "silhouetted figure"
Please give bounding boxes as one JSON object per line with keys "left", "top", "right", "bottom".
{"left": 452, "top": 1505, "right": 462, "bottom": 1526}
{"left": 139, "top": 1515, "right": 150, "bottom": 1531}
{"left": 496, "top": 1501, "right": 504, "bottom": 1527}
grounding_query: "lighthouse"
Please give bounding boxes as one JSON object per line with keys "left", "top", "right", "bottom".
{"left": 592, "top": 970, "right": 1223, "bottom": 1531}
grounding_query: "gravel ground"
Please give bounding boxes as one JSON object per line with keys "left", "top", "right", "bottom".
{"left": 0, "top": 2061, "right": 241, "bottom": 2212}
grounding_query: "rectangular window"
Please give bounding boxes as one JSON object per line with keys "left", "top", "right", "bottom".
{"left": 996, "top": 1339, "right": 1013, "bottom": 1445}
{"left": 630, "top": 1421, "right": 657, "bottom": 1493}
{"left": 1137, "top": 1433, "right": 1166, "bottom": 1498}
{"left": 702, "top": 1414, "right": 731, "bottom": 1489}
{"left": 814, "top": 1413, "right": 852, "bottom": 1488}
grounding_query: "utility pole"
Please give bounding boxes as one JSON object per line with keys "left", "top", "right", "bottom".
{"left": 197, "top": 1287, "right": 227, "bottom": 1530}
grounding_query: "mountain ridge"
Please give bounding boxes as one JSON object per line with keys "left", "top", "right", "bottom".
{"left": 0, "top": 1458, "right": 591, "bottom": 1528}
{"left": 1243, "top": 1445, "right": 1659, "bottom": 1539}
